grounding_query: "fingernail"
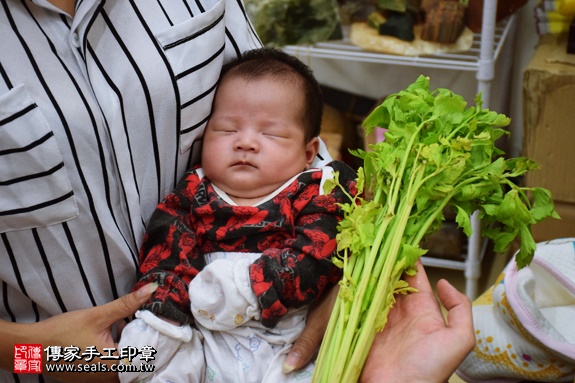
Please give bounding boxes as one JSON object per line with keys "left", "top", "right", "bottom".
{"left": 136, "top": 283, "right": 158, "bottom": 298}
{"left": 282, "top": 351, "right": 300, "bottom": 374}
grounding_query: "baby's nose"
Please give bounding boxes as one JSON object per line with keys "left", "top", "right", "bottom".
{"left": 234, "top": 133, "right": 259, "bottom": 151}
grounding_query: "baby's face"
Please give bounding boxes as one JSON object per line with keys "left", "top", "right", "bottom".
{"left": 202, "top": 75, "right": 318, "bottom": 205}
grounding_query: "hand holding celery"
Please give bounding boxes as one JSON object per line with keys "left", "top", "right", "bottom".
{"left": 314, "top": 75, "right": 559, "bottom": 383}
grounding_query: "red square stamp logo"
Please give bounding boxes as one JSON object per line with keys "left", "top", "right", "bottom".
{"left": 14, "top": 344, "right": 42, "bottom": 374}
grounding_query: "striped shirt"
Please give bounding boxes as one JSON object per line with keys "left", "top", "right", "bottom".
{"left": 0, "top": 0, "right": 262, "bottom": 381}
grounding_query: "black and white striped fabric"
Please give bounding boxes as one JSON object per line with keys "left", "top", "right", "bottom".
{"left": 0, "top": 1, "right": 261, "bottom": 381}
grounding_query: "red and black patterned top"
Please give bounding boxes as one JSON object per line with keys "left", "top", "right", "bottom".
{"left": 134, "top": 160, "right": 358, "bottom": 327}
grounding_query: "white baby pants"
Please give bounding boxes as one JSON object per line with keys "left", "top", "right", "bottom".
{"left": 119, "top": 253, "right": 315, "bottom": 383}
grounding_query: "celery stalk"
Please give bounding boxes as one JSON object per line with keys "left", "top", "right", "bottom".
{"left": 313, "top": 76, "right": 559, "bottom": 383}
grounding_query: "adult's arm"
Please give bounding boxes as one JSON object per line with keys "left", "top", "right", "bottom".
{"left": 284, "top": 262, "right": 475, "bottom": 382}
{"left": 0, "top": 284, "right": 157, "bottom": 383}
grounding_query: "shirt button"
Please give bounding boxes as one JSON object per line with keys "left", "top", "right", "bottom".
{"left": 71, "top": 33, "right": 80, "bottom": 47}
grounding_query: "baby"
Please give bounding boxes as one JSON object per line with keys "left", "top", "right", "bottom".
{"left": 119, "top": 47, "right": 358, "bottom": 383}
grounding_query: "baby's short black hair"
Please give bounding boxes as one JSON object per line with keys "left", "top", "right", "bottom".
{"left": 219, "top": 48, "right": 323, "bottom": 142}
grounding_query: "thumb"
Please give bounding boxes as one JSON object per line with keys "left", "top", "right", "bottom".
{"left": 282, "top": 285, "right": 338, "bottom": 374}
{"left": 282, "top": 330, "right": 321, "bottom": 374}
{"left": 97, "top": 283, "right": 158, "bottom": 324}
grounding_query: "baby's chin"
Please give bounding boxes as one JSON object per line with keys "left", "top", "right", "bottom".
{"left": 218, "top": 181, "right": 286, "bottom": 202}
{"left": 227, "top": 185, "right": 279, "bottom": 199}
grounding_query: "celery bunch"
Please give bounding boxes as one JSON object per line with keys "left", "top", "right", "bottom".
{"left": 314, "top": 76, "right": 559, "bottom": 382}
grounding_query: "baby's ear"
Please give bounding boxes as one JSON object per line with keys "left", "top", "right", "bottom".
{"left": 305, "top": 137, "right": 320, "bottom": 168}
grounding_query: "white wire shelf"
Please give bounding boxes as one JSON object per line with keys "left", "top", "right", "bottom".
{"left": 281, "top": 3, "right": 516, "bottom": 300}
{"left": 283, "top": 15, "right": 516, "bottom": 72}
{"left": 420, "top": 239, "right": 481, "bottom": 272}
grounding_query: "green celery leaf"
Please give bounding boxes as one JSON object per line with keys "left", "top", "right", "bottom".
{"left": 516, "top": 224, "right": 537, "bottom": 268}
{"left": 530, "top": 187, "right": 561, "bottom": 222}
{"left": 498, "top": 189, "right": 533, "bottom": 227}
{"left": 455, "top": 205, "right": 473, "bottom": 237}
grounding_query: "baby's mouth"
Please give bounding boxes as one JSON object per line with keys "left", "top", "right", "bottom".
{"left": 232, "top": 161, "right": 256, "bottom": 168}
